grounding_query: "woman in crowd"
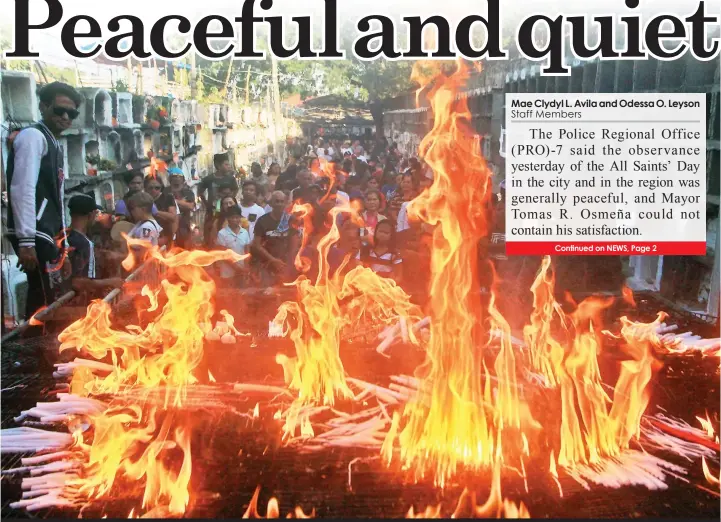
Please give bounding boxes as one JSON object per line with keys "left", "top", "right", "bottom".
{"left": 387, "top": 172, "right": 417, "bottom": 224}
{"left": 115, "top": 171, "right": 157, "bottom": 219}
{"left": 355, "top": 220, "right": 403, "bottom": 285}
{"left": 267, "top": 162, "right": 282, "bottom": 190}
{"left": 366, "top": 173, "right": 387, "bottom": 212}
{"left": 360, "top": 189, "right": 387, "bottom": 246}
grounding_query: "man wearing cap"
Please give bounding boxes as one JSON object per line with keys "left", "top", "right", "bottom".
{"left": 6, "top": 82, "right": 83, "bottom": 324}
{"left": 66, "top": 195, "right": 124, "bottom": 302}
{"left": 198, "top": 153, "right": 237, "bottom": 246}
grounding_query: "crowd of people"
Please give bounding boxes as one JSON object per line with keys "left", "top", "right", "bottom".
{"left": 1, "top": 80, "right": 445, "bottom": 331}
{"left": 1, "top": 79, "right": 519, "bottom": 334}
{"left": 8, "top": 80, "right": 623, "bottom": 339}
{"left": 187, "top": 136, "right": 449, "bottom": 302}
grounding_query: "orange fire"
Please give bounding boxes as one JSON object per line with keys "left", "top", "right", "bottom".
{"left": 701, "top": 456, "right": 720, "bottom": 487}
{"left": 524, "top": 256, "right": 663, "bottom": 467}
{"left": 56, "top": 241, "right": 247, "bottom": 514}
{"left": 292, "top": 159, "right": 350, "bottom": 274}
{"left": 621, "top": 284, "right": 636, "bottom": 308}
{"left": 275, "top": 202, "right": 422, "bottom": 437}
{"left": 406, "top": 463, "right": 530, "bottom": 518}
{"left": 242, "top": 486, "right": 315, "bottom": 518}
{"left": 377, "top": 59, "right": 668, "bottom": 492}
{"left": 381, "top": 61, "right": 529, "bottom": 485}
{"left": 28, "top": 306, "right": 49, "bottom": 326}
{"left": 46, "top": 228, "right": 71, "bottom": 274}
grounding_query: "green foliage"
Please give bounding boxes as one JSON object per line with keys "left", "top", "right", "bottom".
{"left": 203, "top": 86, "right": 226, "bottom": 104}
{"left": 97, "top": 158, "right": 117, "bottom": 171}
{"left": 114, "top": 80, "right": 130, "bottom": 92}
{"left": 86, "top": 155, "right": 117, "bottom": 171}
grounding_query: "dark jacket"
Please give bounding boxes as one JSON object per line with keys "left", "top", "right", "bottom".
{"left": 6, "top": 122, "right": 65, "bottom": 253}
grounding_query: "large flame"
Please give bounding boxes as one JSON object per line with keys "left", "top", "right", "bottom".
{"left": 524, "top": 257, "right": 662, "bottom": 467}
{"left": 382, "top": 61, "right": 663, "bottom": 490}
{"left": 275, "top": 202, "right": 422, "bottom": 437}
{"left": 385, "top": 62, "right": 528, "bottom": 484}
{"left": 57, "top": 242, "right": 247, "bottom": 514}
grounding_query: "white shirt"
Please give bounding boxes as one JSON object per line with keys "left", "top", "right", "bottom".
{"left": 129, "top": 219, "right": 162, "bottom": 246}
{"left": 240, "top": 203, "right": 266, "bottom": 240}
{"left": 396, "top": 202, "right": 411, "bottom": 232}
{"left": 216, "top": 225, "right": 250, "bottom": 278}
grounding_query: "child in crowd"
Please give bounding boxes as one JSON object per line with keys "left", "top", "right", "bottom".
{"left": 126, "top": 192, "right": 163, "bottom": 268}
{"left": 209, "top": 196, "right": 245, "bottom": 246}
{"left": 213, "top": 181, "right": 239, "bottom": 215}
{"left": 356, "top": 220, "right": 402, "bottom": 284}
{"left": 128, "top": 192, "right": 162, "bottom": 245}
{"left": 66, "top": 195, "right": 124, "bottom": 303}
{"left": 216, "top": 205, "right": 250, "bottom": 285}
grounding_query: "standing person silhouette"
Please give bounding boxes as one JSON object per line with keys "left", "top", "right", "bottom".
{"left": 6, "top": 82, "right": 83, "bottom": 332}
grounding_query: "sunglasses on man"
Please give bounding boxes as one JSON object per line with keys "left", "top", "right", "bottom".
{"left": 52, "top": 106, "right": 80, "bottom": 120}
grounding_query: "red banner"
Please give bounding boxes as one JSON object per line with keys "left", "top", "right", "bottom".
{"left": 506, "top": 242, "right": 707, "bottom": 256}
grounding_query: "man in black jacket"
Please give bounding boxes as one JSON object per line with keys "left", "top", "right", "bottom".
{"left": 6, "top": 82, "right": 83, "bottom": 324}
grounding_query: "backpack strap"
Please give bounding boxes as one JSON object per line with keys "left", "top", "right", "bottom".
{"left": 140, "top": 220, "right": 160, "bottom": 232}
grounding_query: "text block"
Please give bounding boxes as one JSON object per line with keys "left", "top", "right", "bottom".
{"left": 505, "top": 93, "right": 706, "bottom": 256}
